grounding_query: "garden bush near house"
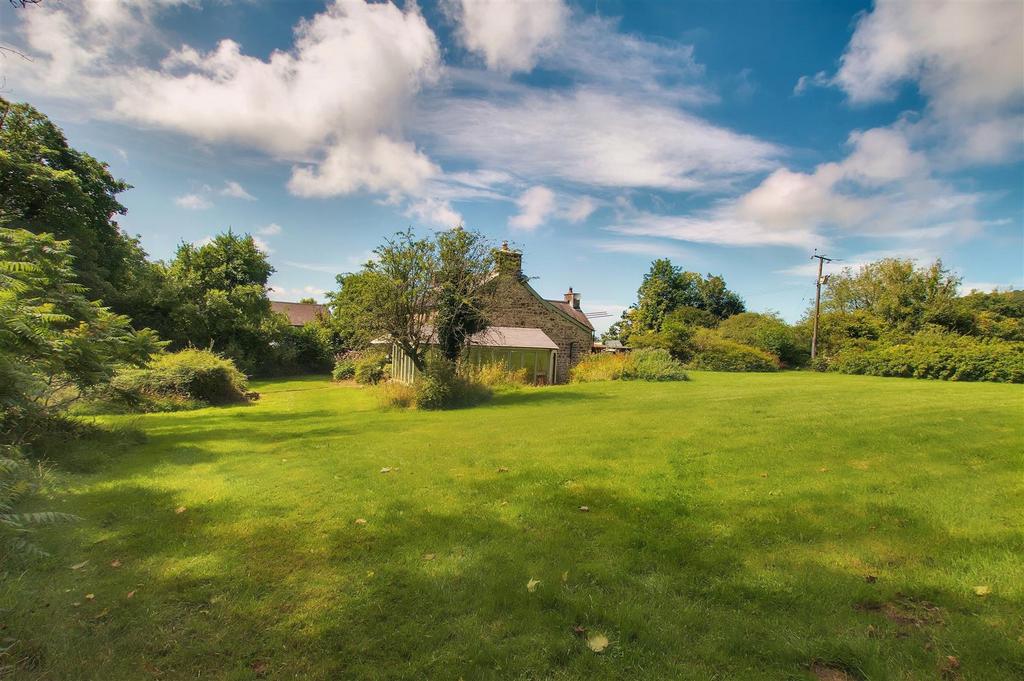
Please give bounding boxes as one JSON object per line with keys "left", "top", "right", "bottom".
{"left": 819, "top": 331, "right": 1024, "bottom": 383}
{"left": 332, "top": 350, "right": 389, "bottom": 384}
{"left": 414, "top": 359, "right": 491, "bottom": 410}
{"left": 687, "top": 329, "right": 780, "bottom": 372}
{"left": 460, "top": 360, "right": 530, "bottom": 389}
{"left": 331, "top": 355, "right": 357, "bottom": 381}
{"left": 374, "top": 381, "right": 417, "bottom": 409}
{"left": 98, "top": 349, "right": 249, "bottom": 412}
{"left": 571, "top": 349, "right": 688, "bottom": 383}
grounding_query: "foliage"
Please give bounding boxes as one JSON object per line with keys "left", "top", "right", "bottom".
{"left": 414, "top": 358, "right": 491, "bottom": 409}
{"left": 0, "top": 229, "right": 161, "bottom": 446}
{"left": 1, "top": 445, "right": 77, "bottom": 560}
{"left": 687, "top": 328, "right": 779, "bottom": 372}
{"left": 571, "top": 349, "right": 688, "bottom": 382}
{"left": 98, "top": 349, "right": 250, "bottom": 412}
{"left": 820, "top": 258, "right": 960, "bottom": 334}
{"left": 460, "top": 360, "right": 529, "bottom": 389}
{"left": 818, "top": 331, "right": 1024, "bottom": 383}
{"left": 0, "top": 97, "right": 152, "bottom": 318}
{"left": 374, "top": 381, "right": 416, "bottom": 409}
{"left": 433, "top": 228, "right": 494, "bottom": 363}
{"left": 610, "top": 259, "right": 744, "bottom": 343}
{"left": 718, "top": 312, "right": 809, "bottom": 367}
{"left": 628, "top": 309, "right": 698, "bottom": 361}
{"left": 326, "top": 270, "right": 381, "bottom": 352}
{"left": 163, "top": 231, "right": 277, "bottom": 373}
{"left": 353, "top": 351, "right": 389, "bottom": 385}
{"left": 332, "top": 355, "right": 357, "bottom": 381}
{"left": 261, "top": 316, "right": 335, "bottom": 376}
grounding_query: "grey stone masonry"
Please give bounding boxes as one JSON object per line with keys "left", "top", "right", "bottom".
{"left": 487, "top": 246, "right": 593, "bottom": 383}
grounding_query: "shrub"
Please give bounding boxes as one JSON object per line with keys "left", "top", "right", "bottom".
{"left": 461, "top": 361, "right": 529, "bottom": 389}
{"left": 622, "top": 348, "right": 690, "bottom": 381}
{"left": 571, "top": 353, "right": 629, "bottom": 382}
{"left": 571, "top": 350, "right": 688, "bottom": 382}
{"left": 414, "top": 359, "right": 491, "bottom": 410}
{"left": 354, "top": 351, "right": 390, "bottom": 385}
{"left": 1, "top": 445, "right": 78, "bottom": 560}
{"left": 688, "top": 329, "right": 779, "bottom": 372}
{"left": 375, "top": 381, "right": 416, "bottom": 409}
{"left": 718, "top": 312, "right": 808, "bottom": 367}
{"left": 332, "top": 355, "right": 357, "bottom": 381}
{"left": 103, "top": 349, "right": 249, "bottom": 411}
{"left": 820, "top": 332, "right": 1024, "bottom": 383}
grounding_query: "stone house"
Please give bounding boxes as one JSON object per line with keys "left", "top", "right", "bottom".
{"left": 390, "top": 243, "right": 594, "bottom": 385}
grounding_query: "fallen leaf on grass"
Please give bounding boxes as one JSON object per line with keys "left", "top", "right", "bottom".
{"left": 422, "top": 553, "right": 436, "bottom": 561}
{"left": 251, "top": 661, "right": 269, "bottom": 676}
{"left": 759, "top": 472, "right": 769, "bottom": 478}
{"left": 865, "top": 574, "right": 877, "bottom": 583}
{"left": 973, "top": 585, "right": 990, "bottom": 596}
{"left": 91, "top": 608, "right": 110, "bottom": 621}
{"left": 943, "top": 655, "right": 960, "bottom": 671}
{"left": 561, "top": 571, "right": 569, "bottom": 583}
{"left": 499, "top": 501, "right": 508, "bottom": 507}
{"left": 526, "top": 578, "right": 541, "bottom": 593}
{"left": 84, "top": 593, "right": 95, "bottom": 601}
{"left": 354, "top": 518, "right": 367, "bottom": 526}
{"left": 572, "top": 625, "right": 586, "bottom": 637}
{"left": 174, "top": 506, "right": 187, "bottom": 514}
{"left": 810, "top": 663, "right": 856, "bottom": 681}
{"left": 126, "top": 590, "right": 136, "bottom": 599}
{"left": 110, "top": 559, "right": 122, "bottom": 568}
{"left": 579, "top": 506, "right": 590, "bottom": 512}
{"left": 70, "top": 560, "right": 89, "bottom": 570}
{"left": 819, "top": 467, "right": 829, "bottom": 473}
{"left": 587, "top": 633, "right": 609, "bottom": 653}
{"left": 380, "top": 467, "right": 398, "bottom": 474}
{"left": 497, "top": 466, "right": 509, "bottom": 473}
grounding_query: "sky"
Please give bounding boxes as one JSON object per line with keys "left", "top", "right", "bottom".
{"left": 2, "top": 0, "right": 1022, "bottom": 333}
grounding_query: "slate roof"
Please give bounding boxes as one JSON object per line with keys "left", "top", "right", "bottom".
{"left": 470, "top": 326, "right": 559, "bottom": 350}
{"left": 270, "top": 301, "right": 327, "bottom": 326}
{"left": 546, "top": 299, "right": 595, "bottom": 330}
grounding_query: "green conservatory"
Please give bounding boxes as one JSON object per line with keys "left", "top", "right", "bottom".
{"left": 391, "top": 326, "right": 559, "bottom": 385}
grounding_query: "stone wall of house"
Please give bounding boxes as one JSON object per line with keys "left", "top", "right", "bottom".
{"left": 487, "top": 269, "right": 593, "bottom": 383}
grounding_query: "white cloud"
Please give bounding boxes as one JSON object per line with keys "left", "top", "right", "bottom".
{"left": 252, "top": 237, "right": 273, "bottom": 254}
{"left": 509, "top": 186, "right": 556, "bottom": 231}
{"left": 15, "top": 0, "right": 442, "bottom": 198}
{"left": 825, "top": 0, "right": 1023, "bottom": 166}
{"left": 221, "top": 180, "right": 256, "bottom": 200}
{"left": 609, "top": 124, "right": 987, "bottom": 248}
{"left": 405, "top": 197, "right": 463, "bottom": 228}
{"left": 257, "top": 223, "right": 282, "bottom": 236}
{"left": 793, "top": 70, "right": 829, "bottom": 95}
{"left": 447, "top": 0, "right": 568, "bottom": 73}
{"left": 175, "top": 193, "right": 211, "bottom": 210}
{"left": 421, "top": 89, "right": 780, "bottom": 192}
{"left": 592, "top": 239, "right": 692, "bottom": 259}
{"left": 267, "top": 284, "right": 327, "bottom": 301}
{"left": 564, "top": 196, "right": 598, "bottom": 223}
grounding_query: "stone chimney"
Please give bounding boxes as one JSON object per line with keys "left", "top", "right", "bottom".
{"left": 494, "top": 240, "right": 522, "bottom": 277}
{"left": 564, "top": 287, "right": 581, "bottom": 310}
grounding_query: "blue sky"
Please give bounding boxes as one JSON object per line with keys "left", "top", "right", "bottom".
{"left": 3, "top": 0, "right": 1022, "bottom": 332}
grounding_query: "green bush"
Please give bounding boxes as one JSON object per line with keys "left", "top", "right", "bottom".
{"left": 414, "top": 359, "right": 491, "bottom": 410}
{"left": 571, "top": 349, "right": 688, "bottom": 383}
{"left": 332, "top": 355, "right": 357, "bottom": 381}
{"left": 622, "top": 348, "right": 690, "bottom": 381}
{"left": 460, "top": 361, "right": 530, "bottom": 389}
{"left": 102, "top": 349, "right": 249, "bottom": 411}
{"left": 718, "top": 312, "right": 808, "bottom": 367}
{"left": 1, "top": 445, "right": 78, "bottom": 559}
{"left": 820, "top": 332, "right": 1024, "bottom": 383}
{"left": 688, "top": 329, "right": 779, "bottom": 372}
{"left": 354, "top": 351, "right": 390, "bottom": 385}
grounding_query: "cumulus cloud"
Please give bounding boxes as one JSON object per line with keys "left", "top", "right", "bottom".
{"left": 509, "top": 186, "right": 556, "bottom": 231}
{"left": 221, "top": 181, "right": 256, "bottom": 200}
{"left": 175, "top": 193, "right": 211, "bottom": 210}
{"left": 15, "top": 0, "right": 442, "bottom": 198}
{"left": 257, "top": 223, "right": 282, "bottom": 236}
{"left": 405, "top": 197, "right": 463, "bottom": 228}
{"left": 564, "top": 196, "right": 598, "bottom": 223}
{"left": 447, "top": 0, "right": 568, "bottom": 73}
{"left": 609, "top": 124, "right": 987, "bottom": 247}
{"left": 821, "top": 0, "right": 1024, "bottom": 166}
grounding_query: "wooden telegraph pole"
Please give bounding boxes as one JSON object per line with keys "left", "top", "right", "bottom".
{"left": 810, "top": 251, "right": 833, "bottom": 360}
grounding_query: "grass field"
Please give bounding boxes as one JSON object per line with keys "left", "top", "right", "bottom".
{"left": 3, "top": 372, "right": 1023, "bottom": 680}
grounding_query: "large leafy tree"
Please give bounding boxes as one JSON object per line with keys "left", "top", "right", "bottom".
{"left": 332, "top": 227, "right": 493, "bottom": 372}
{"left": 0, "top": 97, "right": 164, "bottom": 322}
{"left": 613, "top": 258, "right": 745, "bottom": 342}
{"left": 164, "top": 231, "right": 277, "bottom": 372}
{"left": 0, "top": 228, "right": 161, "bottom": 445}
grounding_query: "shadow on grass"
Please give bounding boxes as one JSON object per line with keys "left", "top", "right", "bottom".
{"left": 486, "top": 387, "right": 613, "bottom": 408}
{"left": 9, "top": 468, "right": 1021, "bottom": 680}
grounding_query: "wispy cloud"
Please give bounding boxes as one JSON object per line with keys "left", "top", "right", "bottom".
{"left": 221, "top": 180, "right": 256, "bottom": 200}
{"left": 175, "top": 193, "right": 211, "bottom": 210}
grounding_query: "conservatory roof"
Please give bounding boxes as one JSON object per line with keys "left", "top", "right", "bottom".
{"left": 469, "top": 326, "right": 559, "bottom": 350}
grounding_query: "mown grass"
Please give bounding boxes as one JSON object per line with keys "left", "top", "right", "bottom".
{"left": 3, "top": 372, "right": 1022, "bottom": 680}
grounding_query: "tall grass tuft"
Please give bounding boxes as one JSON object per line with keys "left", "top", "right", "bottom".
{"left": 572, "top": 349, "right": 688, "bottom": 383}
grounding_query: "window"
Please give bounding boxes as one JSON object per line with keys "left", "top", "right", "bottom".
{"left": 569, "top": 342, "right": 578, "bottom": 363}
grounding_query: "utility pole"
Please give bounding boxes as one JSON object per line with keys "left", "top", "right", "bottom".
{"left": 810, "top": 251, "right": 833, "bottom": 360}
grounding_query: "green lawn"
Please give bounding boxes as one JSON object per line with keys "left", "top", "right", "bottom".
{"left": 4, "top": 372, "right": 1023, "bottom": 680}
